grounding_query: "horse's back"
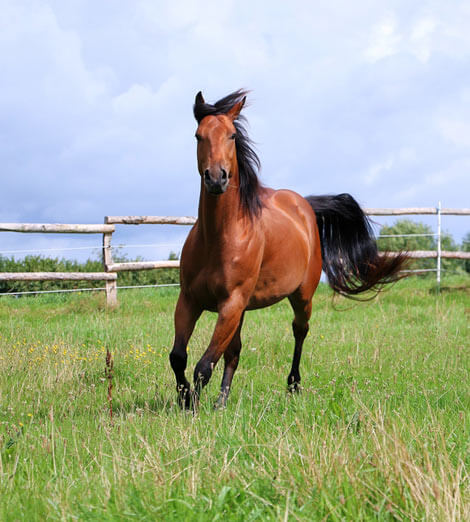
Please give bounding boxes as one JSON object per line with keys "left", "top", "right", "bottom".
{"left": 263, "top": 188, "right": 317, "bottom": 227}
{"left": 261, "top": 188, "right": 319, "bottom": 256}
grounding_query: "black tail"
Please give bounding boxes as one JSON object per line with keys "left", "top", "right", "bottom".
{"left": 306, "top": 194, "right": 408, "bottom": 298}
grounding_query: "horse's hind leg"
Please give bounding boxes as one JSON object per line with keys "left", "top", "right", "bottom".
{"left": 214, "top": 313, "right": 245, "bottom": 409}
{"left": 169, "top": 292, "right": 201, "bottom": 409}
{"left": 287, "top": 293, "right": 312, "bottom": 392}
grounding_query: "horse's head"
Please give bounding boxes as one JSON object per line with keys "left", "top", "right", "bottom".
{"left": 193, "top": 91, "right": 245, "bottom": 195}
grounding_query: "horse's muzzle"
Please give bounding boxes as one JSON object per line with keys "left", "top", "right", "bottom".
{"left": 204, "top": 169, "right": 229, "bottom": 194}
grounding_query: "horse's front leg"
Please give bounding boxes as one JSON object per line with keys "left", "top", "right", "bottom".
{"left": 169, "top": 292, "right": 201, "bottom": 408}
{"left": 214, "top": 312, "right": 245, "bottom": 409}
{"left": 193, "top": 298, "right": 245, "bottom": 403}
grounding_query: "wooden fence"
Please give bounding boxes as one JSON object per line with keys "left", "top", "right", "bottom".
{"left": 367, "top": 205, "right": 470, "bottom": 288}
{"left": 1, "top": 207, "right": 469, "bottom": 305}
{"left": 0, "top": 223, "right": 118, "bottom": 304}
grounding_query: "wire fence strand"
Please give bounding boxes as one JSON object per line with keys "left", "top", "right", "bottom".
{"left": 0, "top": 242, "right": 185, "bottom": 256}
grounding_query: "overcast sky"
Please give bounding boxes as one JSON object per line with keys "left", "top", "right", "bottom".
{"left": 1, "top": 0, "right": 470, "bottom": 260}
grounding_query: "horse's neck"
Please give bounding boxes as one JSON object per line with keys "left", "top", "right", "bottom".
{"left": 197, "top": 182, "right": 242, "bottom": 244}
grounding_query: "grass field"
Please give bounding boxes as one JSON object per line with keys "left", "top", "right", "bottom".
{"left": 0, "top": 277, "right": 469, "bottom": 520}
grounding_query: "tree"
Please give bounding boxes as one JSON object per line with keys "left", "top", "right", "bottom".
{"left": 377, "top": 219, "right": 461, "bottom": 274}
{"left": 378, "top": 220, "right": 435, "bottom": 272}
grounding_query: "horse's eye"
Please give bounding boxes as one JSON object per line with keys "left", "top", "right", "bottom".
{"left": 230, "top": 133, "right": 236, "bottom": 140}
{"left": 195, "top": 134, "right": 202, "bottom": 142}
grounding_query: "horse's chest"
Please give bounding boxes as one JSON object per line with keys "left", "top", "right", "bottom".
{"left": 183, "top": 265, "right": 232, "bottom": 311}
{"left": 181, "top": 237, "right": 261, "bottom": 310}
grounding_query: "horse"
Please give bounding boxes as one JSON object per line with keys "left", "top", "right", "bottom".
{"left": 169, "top": 89, "right": 407, "bottom": 408}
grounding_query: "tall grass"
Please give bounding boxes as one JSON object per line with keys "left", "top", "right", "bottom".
{"left": 0, "top": 277, "right": 469, "bottom": 520}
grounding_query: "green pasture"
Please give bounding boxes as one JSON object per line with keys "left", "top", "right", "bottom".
{"left": 0, "top": 277, "right": 469, "bottom": 520}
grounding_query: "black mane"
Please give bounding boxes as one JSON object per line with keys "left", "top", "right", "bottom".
{"left": 194, "top": 89, "right": 262, "bottom": 217}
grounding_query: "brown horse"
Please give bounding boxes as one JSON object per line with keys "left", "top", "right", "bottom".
{"left": 169, "top": 90, "right": 407, "bottom": 408}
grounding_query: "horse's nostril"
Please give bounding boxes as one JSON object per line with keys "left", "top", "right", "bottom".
{"left": 221, "top": 169, "right": 228, "bottom": 181}
{"left": 204, "top": 170, "right": 210, "bottom": 180}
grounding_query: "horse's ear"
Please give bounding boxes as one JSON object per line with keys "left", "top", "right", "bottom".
{"left": 195, "top": 91, "right": 205, "bottom": 106}
{"left": 227, "top": 96, "right": 246, "bottom": 121}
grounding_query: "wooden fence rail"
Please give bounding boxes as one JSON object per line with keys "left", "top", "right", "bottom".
{"left": 105, "top": 216, "right": 196, "bottom": 225}
{"left": 106, "top": 261, "right": 180, "bottom": 272}
{"left": 0, "top": 223, "right": 115, "bottom": 234}
{"left": 364, "top": 208, "right": 470, "bottom": 216}
{"left": 407, "top": 251, "right": 470, "bottom": 259}
{"left": 0, "top": 272, "right": 117, "bottom": 281}
{"left": 0, "top": 205, "right": 468, "bottom": 305}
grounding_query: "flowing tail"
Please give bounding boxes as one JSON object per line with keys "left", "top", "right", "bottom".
{"left": 306, "top": 193, "right": 408, "bottom": 298}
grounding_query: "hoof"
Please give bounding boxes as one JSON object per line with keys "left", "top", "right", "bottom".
{"left": 177, "top": 386, "right": 192, "bottom": 410}
{"left": 214, "top": 394, "right": 228, "bottom": 410}
{"left": 287, "top": 381, "right": 301, "bottom": 393}
{"left": 287, "top": 373, "right": 301, "bottom": 393}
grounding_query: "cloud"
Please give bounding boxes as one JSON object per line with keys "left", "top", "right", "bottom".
{"left": 410, "top": 17, "right": 437, "bottom": 63}
{"left": 436, "top": 88, "right": 470, "bottom": 149}
{"left": 438, "top": 118, "right": 470, "bottom": 148}
{"left": 363, "top": 157, "right": 395, "bottom": 186}
{"left": 2, "top": 0, "right": 470, "bottom": 261}
{"left": 0, "top": 1, "right": 107, "bottom": 117}
{"left": 365, "top": 14, "right": 403, "bottom": 63}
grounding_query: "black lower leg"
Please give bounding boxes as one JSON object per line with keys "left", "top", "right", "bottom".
{"left": 288, "top": 321, "right": 308, "bottom": 391}
{"left": 193, "top": 358, "right": 214, "bottom": 399}
{"left": 215, "top": 337, "right": 242, "bottom": 408}
{"left": 170, "top": 340, "right": 192, "bottom": 408}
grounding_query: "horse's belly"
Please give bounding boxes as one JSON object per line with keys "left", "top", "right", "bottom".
{"left": 246, "top": 293, "right": 286, "bottom": 310}
{"left": 246, "top": 263, "right": 306, "bottom": 310}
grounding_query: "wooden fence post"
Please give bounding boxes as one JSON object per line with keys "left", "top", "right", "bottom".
{"left": 103, "top": 231, "right": 117, "bottom": 307}
{"left": 436, "top": 201, "right": 442, "bottom": 292}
